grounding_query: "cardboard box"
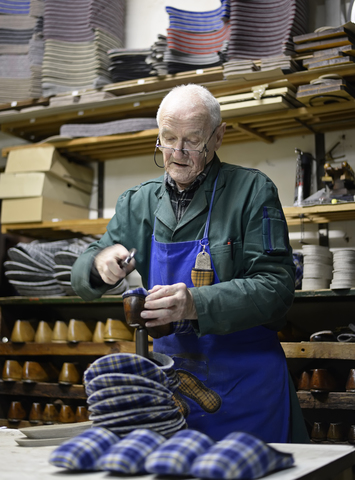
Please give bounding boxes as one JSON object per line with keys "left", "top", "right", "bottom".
{"left": 0, "top": 172, "right": 91, "bottom": 207}
{"left": 5, "top": 146, "right": 93, "bottom": 194}
{"left": 1, "top": 197, "right": 90, "bottom": 224}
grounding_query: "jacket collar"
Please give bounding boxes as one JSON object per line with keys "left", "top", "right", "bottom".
{"left": 154, "top": 154, "right": 223, "bottom": 232}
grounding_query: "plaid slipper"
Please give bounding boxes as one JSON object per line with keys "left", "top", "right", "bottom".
{"left": 145, "top": 429, "right": 214, "bottom": 475}
{"left": 191, "top": 431, "right": 294, "bottom": 479}
{"left": 49, "top": 427, "right": 119, "bottom": 470}
{"left": 96, "top": 428, "right": 165, "bottom": 473}
{"left": 84, "top": 353, "right": 171, "bottom": 390}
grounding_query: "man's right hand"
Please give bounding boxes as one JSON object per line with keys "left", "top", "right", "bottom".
{"left": 94, "top": 244, "right": 136, "bottom": 285}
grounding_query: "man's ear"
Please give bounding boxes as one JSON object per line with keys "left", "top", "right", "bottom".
{"left": 215, "top": 122, "right": 226, "bottom": 150}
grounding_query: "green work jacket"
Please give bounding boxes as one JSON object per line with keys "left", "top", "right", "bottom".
{"left": 72, "top": 155, "right": 295, "bottom": 336}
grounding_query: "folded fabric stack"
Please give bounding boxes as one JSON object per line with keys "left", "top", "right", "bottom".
{"left": 301, "top": 244, "right": 333, "bottom": 291}
{"left": 146, "top": 34, "right": 169, "bottom": 77}
{"left": 4, "top": 237, "right": 127, "bottom": 296}
{"left": 59, "top": 117, "right": 158, "bottom": 138}
{"left": 330, "top": 248, "right": 355, "bottom": 290}
{"left": 260, "top": 54, "right": 301, "bottom": 73}
{"left": 49, "top": 425, "right": 294, "bottom": 478}
{"left": 42, "top": 0, "right": 125, "bottom": 96}
{"left": 225, "top": 0, "right": 307, "bottom": 75}
{"left": 0, "top": 0, "right": 44, "bottom": 104}
{"left": 107, "top": 48, "right": 152, "bottom": 83}
{"left": 84, "top": 353, "right": 185, "bottom": 438}
{"left": 164, "top": 1, "right": 230, "bottom": 75}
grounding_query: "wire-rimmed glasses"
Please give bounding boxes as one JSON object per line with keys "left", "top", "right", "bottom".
{"left": 154, "top": 126, "right": 218, "bottom": 168}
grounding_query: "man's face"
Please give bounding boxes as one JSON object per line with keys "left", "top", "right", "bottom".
{"left": 158, "top": 102, "right": 219, "bottom": 190}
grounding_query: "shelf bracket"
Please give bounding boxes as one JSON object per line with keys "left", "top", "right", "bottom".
{"left": 232, "top": 122, "right": 273, "bottom": 144}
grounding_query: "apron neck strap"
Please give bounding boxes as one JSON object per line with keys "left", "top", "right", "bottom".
{"left": 203, "top": 171, "right": 220, "bottom": 239}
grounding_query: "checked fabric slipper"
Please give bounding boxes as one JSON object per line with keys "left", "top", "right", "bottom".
{"left": 191, "top": 431, "right": 294, "bottom": 479}
{"left": 145, "top": 429, "right": 214, "bottom": 475}
{"left": 49, "top": 427, "right": 119, "bottom": 470}
{"left": 96, "top": 428, "right": 165, "bottom": 473}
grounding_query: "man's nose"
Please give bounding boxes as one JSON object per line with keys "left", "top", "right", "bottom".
{"left": 172, "top": 147, "right": 185, "bottom": 158}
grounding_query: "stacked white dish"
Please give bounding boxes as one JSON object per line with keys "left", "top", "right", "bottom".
{"left": 330, "top": 248, "right": 355, "bottom": 290}
{"left": 301, "top": 245, "right": 333, "bottom": 290}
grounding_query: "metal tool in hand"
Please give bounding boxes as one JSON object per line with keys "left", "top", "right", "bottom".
{"left": 118, "top": 248, "right": 137, "bottom": 268}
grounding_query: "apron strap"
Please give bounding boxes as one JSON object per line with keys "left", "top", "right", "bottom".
{"left": 202, "top": 171, "right": 220, "bottom": 240}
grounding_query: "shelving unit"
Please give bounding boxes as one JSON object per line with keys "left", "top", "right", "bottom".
{"left": 1, "top": 63, "right": 355, "bottom": 436}
{"left": 0, "top": 295, "right": 135, "bottom": 426}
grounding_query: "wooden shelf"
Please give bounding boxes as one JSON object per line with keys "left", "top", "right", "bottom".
{"left": 0, "top": 341, "right": 135, "bottom": 356}
{"left": 0, "top": 295, "right": 123, "bottom": 305}
{"left": 297, "top": 391, "right": 355, "bottom": 410}
{"left": 3, "top": 203, "right": 355, "bottom": 238}
{"left": 1, "top": 64, "right": 355, "bottom": 161}
{"left": 284, "top": 203, "right": 355, "bottom": 226}
{"left": 0, "top": 380, "right": 86, "bottom": 399}
{"left": 282, "top": 342, "right": 355, "bottom": 360}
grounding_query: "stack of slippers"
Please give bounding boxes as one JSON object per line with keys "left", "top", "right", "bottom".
{"left": 49, "top": 427, "right": 295, "bottom": 478}
{"left": 84, "top": 353, "right": 186, "bottom": 437}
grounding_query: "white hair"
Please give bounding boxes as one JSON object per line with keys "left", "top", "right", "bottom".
{"left": 156, "top": 84, "right": 221, "bottom": 129}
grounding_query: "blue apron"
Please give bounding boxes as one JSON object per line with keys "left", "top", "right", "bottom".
{"left": 148, "top": 175, "right": 290, "bottom": 443}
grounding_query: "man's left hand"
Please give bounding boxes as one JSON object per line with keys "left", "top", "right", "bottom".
{"left": 141, "top": 282, "right": 197, "bottom": 327}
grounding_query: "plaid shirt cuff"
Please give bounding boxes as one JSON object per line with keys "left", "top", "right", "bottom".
{"left": 172, "top": 319, "right": 195, "bottom": 335}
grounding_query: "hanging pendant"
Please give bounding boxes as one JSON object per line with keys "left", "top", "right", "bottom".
{"left": 191, "top": 244, "right": 214, "bottom": 287}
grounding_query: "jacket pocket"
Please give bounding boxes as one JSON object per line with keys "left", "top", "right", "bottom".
{"left": 262, "top": 206, "right": 289, "bottom": 255}
{"left": 210, "top": 241, "right": 242, "bottom": 281}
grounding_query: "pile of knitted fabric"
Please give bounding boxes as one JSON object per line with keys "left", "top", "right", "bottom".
{"left": 0, "top": 0, "right": 44, "bottom": 104}
{"left": 164, "top": 0, "right": 231, "bottom": 74}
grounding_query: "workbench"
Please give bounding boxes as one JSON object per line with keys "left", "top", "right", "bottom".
{"left": 0, "top": 428, "right": 354, "bottom": 480}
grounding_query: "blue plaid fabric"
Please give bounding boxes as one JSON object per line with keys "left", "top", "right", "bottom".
{"left": 84, "top": 353, "right": 171, "bottom": 390}
{"left": 87, "top": 384, "right": 172, "bottom": 405}
{"left": 96, "top": 428, "right": 165, "bottom": 473}
{"left": 49, "top": 427, "right": 119, "bottom": 471}
{"left": 122, "top": 287, "right": 148, "bottom": 298}
{"left": 191, "top": 431, "right": 294, "bottom": 479}
{"left": 89, "top": 392, "right": 176, "bottom": 414}
{"left": 293, "top": 252, "right": 303, "bottom": 289}
{"left": 145, "top": 429, "right": 214, "bottom": 475}
{"left": 85, "top": 372, "right": 172, "bottom": 398}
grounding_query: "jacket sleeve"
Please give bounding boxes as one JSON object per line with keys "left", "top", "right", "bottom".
{"left": 190, "top": 177, "right": 295, "bottom": 336}
{"left": 71, "top": 183, "right": 155, "bottom": 301}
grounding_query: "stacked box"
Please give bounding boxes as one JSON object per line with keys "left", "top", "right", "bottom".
{"left": 0, "top": 146, "right": 94, "bottom": 224}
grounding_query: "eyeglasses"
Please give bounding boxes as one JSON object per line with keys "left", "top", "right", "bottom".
{"left": 154, "top": 126, "right": 218, "bottom": 168}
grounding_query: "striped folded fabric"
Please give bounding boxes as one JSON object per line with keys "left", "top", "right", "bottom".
{"left": 167, "top": 23, "right": 230, "bottom": 55}
{"left": 145, "top": 429, "right": 214, "bottom": 475}
{"left": 49, "top": 427, "right": 119, "bottom": 470}
{"left": 0, "top": 1, "right": 31, "bottom": 15}
{"left": 227, "top": 0, "right": 308, "bottom": 59}
{"left": 191, "top": 431, "right": 294, "bottom": 479}
{"left": 96, "top": 428, "right": 165, "bottom": 474}
{"left": 166, "top": 0, "right": 230, "bottom": 33}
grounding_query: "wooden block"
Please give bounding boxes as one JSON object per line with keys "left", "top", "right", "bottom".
{"left": 293, "top": 22, "right": 355, "bottom": 44}
{"left": 306, "top": 56, "right": 355, "bottom": 70}
{"left": 295, "top": 35, "right": 355, "bottom": 53}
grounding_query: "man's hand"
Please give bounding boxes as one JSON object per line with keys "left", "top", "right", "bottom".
{"left": 141, "top": 283, "right": 197, "bottom": 327}
{"left": 94, "top": 244, "right": 136, "bottom": 285}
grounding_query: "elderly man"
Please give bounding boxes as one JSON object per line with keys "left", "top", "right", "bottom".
{"left": 71, "top": 84, "right": 308, "bottom": 443}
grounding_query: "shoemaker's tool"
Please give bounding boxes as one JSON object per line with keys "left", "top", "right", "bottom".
{"left": 118, "top": 248, "right": 137, "bottom": 268}
{"left": 122, "top": 285, "right": 149, "bottom": 358}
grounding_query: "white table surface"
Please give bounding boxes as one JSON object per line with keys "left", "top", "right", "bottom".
{"left": 0, "top": 428, "right": 354, "bottom": 480}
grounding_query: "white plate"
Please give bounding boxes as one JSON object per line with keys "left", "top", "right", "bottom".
{"left": 19, "top": 420, "right": 92, "bottom": 439}
{"left": 15, "top": 436, "right": 71, "bottom": 447}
